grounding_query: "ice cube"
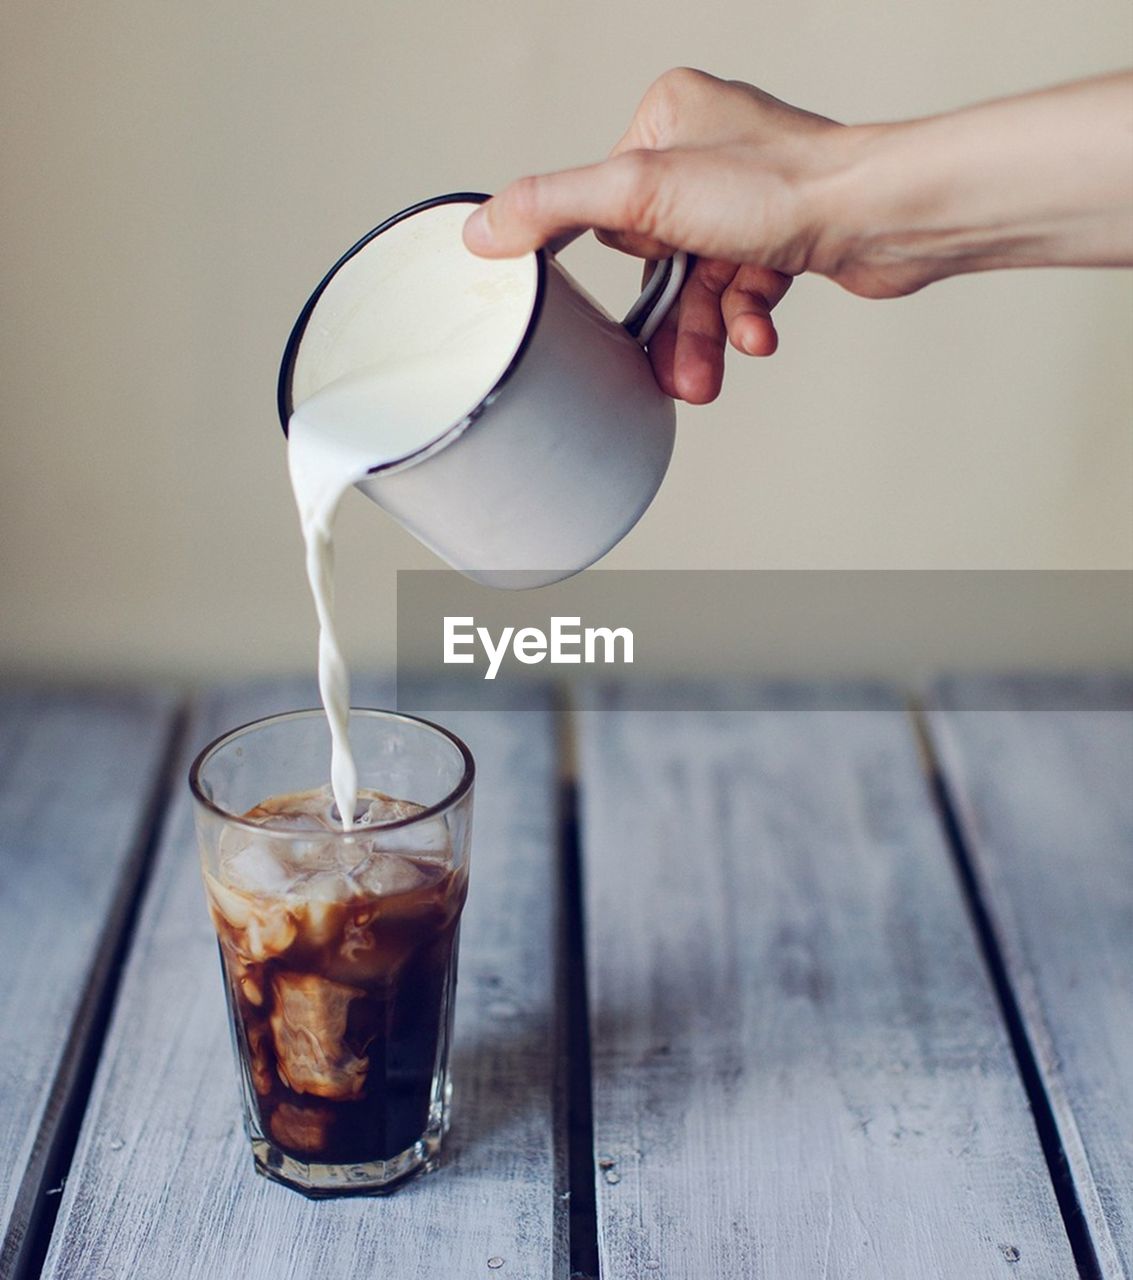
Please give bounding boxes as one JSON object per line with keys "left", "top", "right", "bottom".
{"left": 269, "top": 1100, "right": 335, "bottom": 1154}
{"left": 300, "top": 863, "right": 357, "bottom": 900}
{"left": 245, "top": 1019, "right": 274, "bottom": 1096}
{"left": 220, "top": 836, "right": 299, "bottom": 897}
{"left": 232, "top": 956, "right": 265, "bottom": 1007}
{"left": 269, "top": 970, "right": 370, "bottom": 1101}
{"left": 379, "top": 813, "right": 451, "bottom": 864}
{"left": 204, "top": 870, "right": 253, "bottom": 929}
{"left": 289, "top": 877, "right": 351, "bottom": 950}
{"left": 356, "top": 792, "right": 425, "bottom": 826}
{"left": 350, "top": 850, "right": 427, "bottom": 898}
{"left": 243, "top": 901, "right": 299, "bottom": 962}
{"left": 246, "top": 784, "right": 337, "bottom": 831}
{"left": 204, "top": 871, "right": 298, "bottom": 962}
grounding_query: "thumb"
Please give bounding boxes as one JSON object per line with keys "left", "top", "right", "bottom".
{"left": 463, "top": 150, "right": 670, "bottom": 258}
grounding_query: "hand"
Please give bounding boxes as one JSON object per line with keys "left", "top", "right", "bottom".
{"left": 464, "top": 68, "right": 847, "bottom": 403}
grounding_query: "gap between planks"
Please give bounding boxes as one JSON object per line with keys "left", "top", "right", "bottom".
{"left": 3, "top": 696, "right": 188, "bottom": 1280}
{"left": 559, "top": 779, "right": 600, "bottom": 1280}
{"left": 911, "top": 700, "right": 1102, "bottom": 1280}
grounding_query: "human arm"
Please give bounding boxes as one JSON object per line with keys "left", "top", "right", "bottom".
{"left": 464, "top": 69, "right": 1133, "bottom": 403}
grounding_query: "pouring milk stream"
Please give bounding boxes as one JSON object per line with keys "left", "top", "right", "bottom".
{"left": 287, "top": 245, "right": 539, "bottom": 829}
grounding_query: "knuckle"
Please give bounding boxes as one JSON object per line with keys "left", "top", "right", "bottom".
{"left": 698, "top": 257, "right": 738, "bottom": 294}
{"left": 637, "top": 66, "right": 713, "bottom": 145}
{"left": 653, "top": 66, "right": 710, "bottom": 98}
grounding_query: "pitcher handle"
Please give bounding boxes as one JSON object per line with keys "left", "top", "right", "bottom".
{"left": 547, "top": 229, "right": 688, "bottom": 348}
{"left": 620, "top": 253, "right": 689, "bottom": 345}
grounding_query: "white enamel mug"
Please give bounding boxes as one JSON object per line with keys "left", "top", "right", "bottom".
{"left": 278, "top": 192, "right": 687, "bottom": 589}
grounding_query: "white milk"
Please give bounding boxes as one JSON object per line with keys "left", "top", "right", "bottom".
{"left": 286, "top": 228, "right": 538, "bottom": 829}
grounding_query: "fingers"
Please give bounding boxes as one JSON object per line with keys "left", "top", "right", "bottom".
{"left": 464, "top": 151, "right": 670, "bottom": 258}
{"left": 647, "top": 261, "right": 792, "bottom": 404}
{"left": 667, "top": 257, "right": 735, "bottom": 405}
{"left": 642, "top": 273, "right": 681, "bottom": 400}
{"left": 721, "top": 267, "right": 792, "bottom": 356}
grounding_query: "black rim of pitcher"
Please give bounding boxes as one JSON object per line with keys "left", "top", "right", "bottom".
{"left": 276, "top": 191, "right": 549, "bottom": 476}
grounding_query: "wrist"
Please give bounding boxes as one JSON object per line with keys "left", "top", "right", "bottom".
{"left": 804, "top": 120, "right": 953, "bottom": 298}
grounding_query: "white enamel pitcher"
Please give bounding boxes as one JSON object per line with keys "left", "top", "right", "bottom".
{"left": 278, "top": 192, "right": 687, "bottom": 589}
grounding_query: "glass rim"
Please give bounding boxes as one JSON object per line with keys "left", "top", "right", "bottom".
{"left": 188, "top": 707, "right": 475, "bottom": 836}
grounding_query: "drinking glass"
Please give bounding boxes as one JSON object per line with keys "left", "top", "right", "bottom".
{"left": 189, "top": 709, "right": 474, "bottom": 1196}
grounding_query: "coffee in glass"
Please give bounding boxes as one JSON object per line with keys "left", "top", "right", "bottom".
{"left": 190, "top": 709, "right": 474, "bottom": 1196}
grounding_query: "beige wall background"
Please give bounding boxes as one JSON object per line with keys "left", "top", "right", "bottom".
{"left": 2, "top": 0, "right": 1131, "bottom": 682}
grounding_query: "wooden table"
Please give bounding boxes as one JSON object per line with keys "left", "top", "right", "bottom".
{"left": 1, "top": 676, "right": 1129, "bottom": 1280}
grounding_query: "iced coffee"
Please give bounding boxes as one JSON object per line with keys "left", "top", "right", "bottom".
{"left": 190, "top": 710, "right": 474, "bottom": 1196}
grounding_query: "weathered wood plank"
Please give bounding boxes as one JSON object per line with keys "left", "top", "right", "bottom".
{"left": 577, "top": 683, "right": 1077, "bottom": 1279}
{"left": 0, "top": 688, "right": 179, "bottom": 1279}
{"left": 42, "top": 677, "right": 565, "bottom": 1280}
{"left": 929, "top": 674, "right": 1133, "bottom": 1280}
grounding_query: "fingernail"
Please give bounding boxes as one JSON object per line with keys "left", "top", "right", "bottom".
{"left": 463, "top": 205, "right": 494, "bottom": 252}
